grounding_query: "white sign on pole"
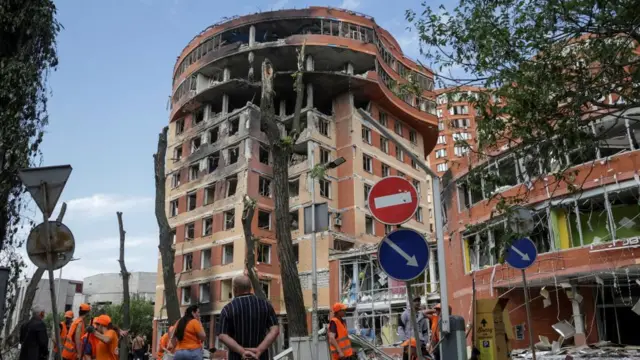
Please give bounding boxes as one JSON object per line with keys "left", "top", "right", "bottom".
{"left": 18, "top": 165, "right": 72, "bottom": 216}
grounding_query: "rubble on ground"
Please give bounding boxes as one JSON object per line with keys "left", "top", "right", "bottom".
{"left": 511, "top": 342, "right": 640, "bottom": 359}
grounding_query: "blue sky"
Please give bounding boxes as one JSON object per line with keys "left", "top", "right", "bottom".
{"left": 21, "top": 0, "right": 431, "bottom": 280}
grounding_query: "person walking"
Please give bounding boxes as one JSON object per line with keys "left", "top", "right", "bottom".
{"left": 328, "top": 303, "right": 355, "bottom": 360}
{"left": 62, "top": 303, "right": 92, "bottom": 360}
{"left": 19, "top": 306, "right": 49, "bottom": 360}
{"left": 398, "top": 296, "right": 429, "bottom": 355}
{"left": 132, "top": 334, "right": 145, "bottom": 360}
{"left": 170, "top": 305, "right": 206, "bottom": 360}
{"left": 217, "top": 275, "right": 280, "bottom": 360}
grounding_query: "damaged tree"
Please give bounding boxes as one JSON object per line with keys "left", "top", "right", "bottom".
{"left": 259, "top": 43, "right": 308, "bottom": 336}
{"left": 117, "top": 212, "right": 130, "bottom": 360}
{"left": 241, "top": 196, "right": 266, "bottom": 299}
{"left": 153, "top": 127, "right": 181, "bottom": 324}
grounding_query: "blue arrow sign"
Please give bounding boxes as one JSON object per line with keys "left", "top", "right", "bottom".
{"left": 505, "top": 238, "right": 538, "bottom": 270}
{"left": 377, "top": 229, "right": 429, "bottom": 281}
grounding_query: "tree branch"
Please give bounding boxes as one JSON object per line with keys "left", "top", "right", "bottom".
{"left": 242, "top": 196, "right": 266, "bottom": 299}
{"left": 117, "top": 212, "right": 130, "bottom": 360}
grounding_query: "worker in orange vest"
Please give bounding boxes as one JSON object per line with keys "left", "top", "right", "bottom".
{"left": 54, "top": 311, "right": 74, "bottom": 354}
{"left": 62, "top": 303, "right": 92, "bottom": 360}
{"left": 157, "top": 326, "right": 174, "bottom": 360}
{"left": 401, "top": 337, "right": 419, "bottom": 360}
{"left": 328, "top": 303, "right": 355, "bottom": 360}
{"left": 81, "top": 318, "right": 100, "bottom": 360}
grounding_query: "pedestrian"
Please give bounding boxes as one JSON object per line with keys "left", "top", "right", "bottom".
{"left": 54, "top": 311, "right": 74, "bottom": 356}
{"left": 398, "top": 296, "right": 429, "bottom": 355}
{"left": 132, "top": 333, "right": 145, "bottom": 360}
{"left": 217, "top": 275, "right": 280, "bottom": 360}
{"left": 171, "top": 305, "right": 206, "bottom": 360}
{"left": 19, "top": 306, "right": 49, "bottom": 360}
{"left": 328, "top": 303, "right": 356, "bottom": 360}
{"left": 423, "top": 303, "right": 452, "bottom": 360}
{"left": 87, "top": 315, "right": 119, "bottom": 360}
{"left": 62, "top": 303, "right": 92, "bottom": 360}
{"left": 157, "top": 326, "right": 175, "bottom": 360}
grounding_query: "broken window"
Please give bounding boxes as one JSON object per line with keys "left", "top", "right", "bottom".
{"left": 202, "top": 217, "right": 213, "bottom": 236}
{"left": 364, "top": 184, "right": 372, "bottom": 204}
{"left": 193, "top": 108, "right": 205, "bottom": 125}
{"left": 396, "top": 146, "right": 404, "bottom": 162}
{"left": 318, "top": 118, "right": 329, "bottom": 136}
{"left": 224, "top": 210, "right": 235, "bottom": 230}
{"left": 222, "top": 244, "right": 234, "bottom": 264}
{"left": 170, "top": 200, "right": 179, "bottom": 217}
{"left": 379, "top": 111, "right": 388, "bottom": 126}
{"left": 394, "top": 121, "right": 403, "bottom": 136}
{"left": 257, "top": 243, "right": 271, "bottom": 264}
{"left": 530, "top": 210, "right": 552, "bottom": 252}
{"left": 207, "top": 152, "right": 220, "bottom": 173}
{"left": 413, "top": 180, "right": 421, "bottom": 195}
{"left": 458, "top": 182, "right": 471, "bottom": 210}
{"left": 381, "top": 163, "right": 390, "bottom": 177}
{"left": 187, "top": 192, "right": 197, "bottom": 211}
{"left": 319, "top": 148, "right": 330, "bottom": 165}
{"left": 380, "top": 136, "right": 389, "bottom": 153}
{"left": 181, "top": 286, "right": 191, "bottom": 305}
{"left": 204, "top": 183, "right": 215, "bottom": 205}
{"left": 363, "top": 155, "right": 373, "bottom": 173}
{"left": 497, "top": 156, "right": 518, "bottom": 188}
{"left": 333, "top": 239, "right": 355, "bottom": 251}
{"left": 365, "top": 216, "right": 375, "bottom": 235}
{"left": 361, "top": 126, "right": 372, "bottom": 144}
{"left": 258, "top": 210, "right": 271, "bottom": 230}
{"left": 226, "top": 175, "right": 238, "bottom": 197}
{"left": 191, "top": 136, "right": 202, "bottom": 153}
{"left": 415, "top": 207, "right": 424, "bottom": 222}
{"left": 319, "top": 179, "right": 331, "bottom": 198}
{"left": 228, "top": 146, "right": 239, "bottom": 165}
{"left": 199, "top": 283, "right": 211, "bottom": 303}
{"left": 259, "top": 177, "right": 272, "bottom": 197}
{"left": 183, "top": 253, "right": 193, "bottom": 271}
{"left": 412, "top": 158, "right": 419, "bottom": 170}
{"left": 228, "top": 117, "right": 239, "bottom": 136}
{"left": 290, "top": 210, "right": 299, "bottom": 230}
{"left": 201, "top": 249, "right": 211, "bottom": 268}
{"left": 289, "top": 177, "right": 299, "bottom": 196}
{"left": 209, "top": 127, "right": 219, "bottom": 144}
{"left": 171, "top": 172, "right": 181, "bottom": 188}
{"left": 259, "top": 144, "right": 270, "bottom": 165}
{"left": 173, "top": 146, "right": 183, "bottom": 162}
{"left": 410, "top": 130, "right": 417, "bottom": 144}
{"left": 189, "top": 163, "right": 199, "bottom": 181}
{"left": 175, "top": 119, "right": 185, "bottom": 135}
{"left": 185, "top": 223, "right": 195, "bottom": 240}
{"left": 260, "top": 281, "right": 270, "bottom": 297}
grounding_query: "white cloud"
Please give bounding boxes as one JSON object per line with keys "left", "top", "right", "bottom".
{"left": 270, "top": 0, "right": 288, "bottom": 10}
{"left": 57, "top": 194, "right": 152, "bottom": 220}
{"left": 339, "top": 0, "right": 361, "bottom": 10}
{"left": 79, "top": 235, "right": 156, "bottom": 252}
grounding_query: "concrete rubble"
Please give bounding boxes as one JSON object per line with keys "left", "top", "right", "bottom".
{"left": 511, "top": 342, "right": 640, "bottom": 359}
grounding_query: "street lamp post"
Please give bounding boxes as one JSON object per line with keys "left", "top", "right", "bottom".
{"left": 311, "top": 151, "right": 346, "bottom": 360}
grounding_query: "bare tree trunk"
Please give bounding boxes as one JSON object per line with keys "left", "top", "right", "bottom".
{"left": 117, "top": 212, "right": 131, "bottom": 360}
{"left": 241, "top": 196, "right": 266, "bottom": 299}
{"left": 260, "top": 54, "right": 308, "bottom": 336}
{"left": 153, "top": 127, "right": 181, "bottom": 324}
{"left": 4, "top": 203, "right": 67, "bottom": 348}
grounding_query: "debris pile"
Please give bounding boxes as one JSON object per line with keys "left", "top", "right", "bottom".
{"left": 511, "top": 342, "right": 640, "bottom": 359}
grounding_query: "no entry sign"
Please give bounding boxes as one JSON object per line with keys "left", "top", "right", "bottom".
{"left": 368, "top": 176, "right": 419, "bottom": 225}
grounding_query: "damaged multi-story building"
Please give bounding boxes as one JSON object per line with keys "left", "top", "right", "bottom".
{"left": 152, "top": 6, "right": 441, "bottom": 355}
{"left": 444, "top": 99, "right": 640, "bottom": 349}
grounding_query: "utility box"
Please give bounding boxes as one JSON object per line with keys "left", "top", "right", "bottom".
{"left": 475, "top": 298, "right": 511, "bottom": 360}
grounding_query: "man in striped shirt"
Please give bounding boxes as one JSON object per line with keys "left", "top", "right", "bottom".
{"left": 218, "top": 275, "right": 280, "bottom": 360}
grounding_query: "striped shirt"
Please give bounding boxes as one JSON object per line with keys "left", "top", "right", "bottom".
{"left": 218, "top": 294, "right": 278, "bottom": 360}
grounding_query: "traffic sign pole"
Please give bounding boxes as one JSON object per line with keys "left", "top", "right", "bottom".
{"left": 42, "top": 184, "right": 63, "bottom": 360}
{"left": 521, "top": 270, "right": 536, "bottom": 360}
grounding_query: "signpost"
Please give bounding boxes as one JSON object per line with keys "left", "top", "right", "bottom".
{"left": 505, "top": 238, "right": 538, "bottom": 360}
{"left": 377, "top": 228, "right": 429, "bottom": 359}
{"left": 368, "top": 176, "right": 419, "bottom": 225}
{"left": 19, "top": 165, "right": 73, "bottom": 360}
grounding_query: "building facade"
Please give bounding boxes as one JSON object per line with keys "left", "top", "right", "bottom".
{"left": 444, "top": 105, "right": 640, "bottom": 348}
{"left": 155, "top": 6, "right": 440, "bottom": 354}
{"left": 82, "top": 272, "right": 157, "bottom": 305}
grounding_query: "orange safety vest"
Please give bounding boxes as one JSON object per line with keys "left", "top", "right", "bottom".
{"left": 329, "top": 317, "right": 353, "bottom": 360}
{"left": 54, "top": 322, "right": 69, "bottom": 353}
{"left": 81, "top": 333, "right": 99, "bottom": 360}
{"left": 62, "top": 318, "right": 86, "bottom": 360}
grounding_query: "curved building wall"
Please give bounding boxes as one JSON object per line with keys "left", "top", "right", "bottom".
{"left": 443, "top": 106, "right": 640, "bottom": 348}
{"left": 83, "top": 272, "right": 157, "bottom": 305}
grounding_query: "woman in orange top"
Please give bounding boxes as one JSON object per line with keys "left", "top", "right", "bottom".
{"left": 88, "top": 315, "right": 119, "bottom": 360}
{"left": 171, "top": 305, "right": 206, "bottom": 360}
{"left": 157, "top": 326, "right": 174, "bottom": 360}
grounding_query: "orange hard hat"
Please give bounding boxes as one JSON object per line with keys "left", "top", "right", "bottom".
{"left": 332, "top": 303, "right": 348, "bottom": 313}
{"left": 95, "top": 315, "right": 111, "bottom": 326}
{"left": 79, "top": 303, "right": 91, "bottom": 311}
{"left": 401, "top": 338, "right": 417, "bottom": 348}
{"left": 64, "top": 311, "right": 74, "bottom": 318}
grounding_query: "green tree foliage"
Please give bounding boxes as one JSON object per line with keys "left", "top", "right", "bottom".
{"left": 0, "top": 0, "right": 60, "bottom": 338}
{"left": 407, "top": 0, "right": 640, "bottom": 208}
{"left": 92, "top": 296, "right": 154, "bottom": 339}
